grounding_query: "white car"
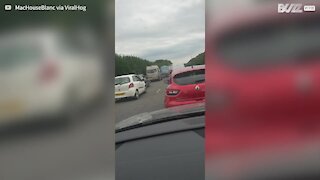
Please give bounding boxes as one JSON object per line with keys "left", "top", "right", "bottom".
{"left": 115, "top": 74, "right": 146, "bottom": 100}
{"left": 0, "top": 28, "right": 104, "bottom": 124}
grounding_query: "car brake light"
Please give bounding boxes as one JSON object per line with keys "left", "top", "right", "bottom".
{"left": 129, "top": 83, "right": 134, "bottom": 88}
{"left": 166, "top": 89, "right": 180, "bottom": 96}
{"left": 40, "top": 60, "right": 59, "bottom": 83}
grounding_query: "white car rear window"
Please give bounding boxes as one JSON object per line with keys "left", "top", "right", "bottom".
{"left": 115, "top": 77, "right": 130, "bottom": 85}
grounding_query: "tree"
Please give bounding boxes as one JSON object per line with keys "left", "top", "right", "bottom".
{"left": 115, "top": 54, "right": 152, "bottom": 76}
{"left": 184, "top": 52, "right": 205, "bottom": 67}
{"left": 152, "top": 59, "right": 172, "bottom": 67}
{"left": 115, "top": 54, "right": 173, "bottom": 76}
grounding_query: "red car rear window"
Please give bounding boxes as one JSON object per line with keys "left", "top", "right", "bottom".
{"left": 173, "top": 69, "right": 205, "bottom": 85}
{"left": 216, "top": 16, "right": 320, "bottom": 69}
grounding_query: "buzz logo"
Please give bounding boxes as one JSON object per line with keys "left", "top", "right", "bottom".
{"left": 278, "top": 3, "right": 303, "bottom": 13}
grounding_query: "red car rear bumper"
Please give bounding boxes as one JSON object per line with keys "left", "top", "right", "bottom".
{"left": 164, "top": 97, "right": 205, "bottom": 108}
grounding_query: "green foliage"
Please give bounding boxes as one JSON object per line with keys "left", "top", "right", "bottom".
{"left": 115, "top": 54, "right": 151, "bottom": 76}
{"left": 152, "top": 59, "right": 172, "bottom": 67}
{"left": 184, "top": 52, "right": 205, "bottom": 67}
{"left": 115, "top": 54, "right": 173, "bottom": 76}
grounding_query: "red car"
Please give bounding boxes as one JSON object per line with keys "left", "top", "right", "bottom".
{"left": 206, "top": 8, "right": 320, "bottom": 154}
{"left": 205, "top": 6, "right": 320, "bottom": 179}
{"left": 164, "top": 65, "right": 205, "bottom": 108}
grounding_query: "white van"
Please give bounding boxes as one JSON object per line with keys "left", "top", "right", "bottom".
{"left": 146, "top": 65, "right": 161, "bottom": 81}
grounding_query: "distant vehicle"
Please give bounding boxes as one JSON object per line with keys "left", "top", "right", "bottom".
{"left": 138, "top": 74, "right": 150, "bottom": 88}
{"left": 164, "top": 65, "right": 205, "bottom": 108}
{"left": 146, "top": 65, "right": 161, "bottom": 81}
{"left": 115, "top": 74, "right": 146, "bottom": 100}
{"left": 160, "top": 65, "right": 172, "bottom": 78}
{"left": 0, "top": 29, "right": 105, "bottom": 124}
{"left": 116, "top": 103, "right": 204, "bottom": 180}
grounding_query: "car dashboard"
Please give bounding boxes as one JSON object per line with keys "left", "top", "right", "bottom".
{"left": 116, "top": 115, "right": 205, "bottom": 180}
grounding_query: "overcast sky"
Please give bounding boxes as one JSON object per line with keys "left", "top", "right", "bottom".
{"left": 115, "top": 0, "right": 204, "bottom": 66}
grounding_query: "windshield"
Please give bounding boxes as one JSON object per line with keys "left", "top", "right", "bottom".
{"left": 161, "top": 66, "right": 169, "bottom": 73}
{"left": 147, "top": 69, "right": 157, "bottom": 73}
{"left": 116, "top": 103, "right": 205, "bottom": 132}
{"left": 173, "top": 69, "right": 205, "bottom": 85}
{"left": 115, "top": 77, "right": 130, "bottom": 85}
{"left": 216, "top": 16, "right": 320, "bottom": 69}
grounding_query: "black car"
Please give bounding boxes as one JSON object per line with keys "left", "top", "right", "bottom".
{"left": 116, "top": 103, "right": 205, "bottom": 180}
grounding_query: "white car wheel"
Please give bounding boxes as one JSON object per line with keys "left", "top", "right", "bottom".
{"left": 134, "top": 90, "right": 139, "bottom": 99}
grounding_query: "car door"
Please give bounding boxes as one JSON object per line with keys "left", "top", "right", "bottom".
{"left": 140, "top": 76, "right": 146, "bottom": 91}
{"left": 133, "top": 76, "right": 144, "bottom": 93}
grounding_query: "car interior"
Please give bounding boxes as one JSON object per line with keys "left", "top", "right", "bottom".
{"left": 116, "top": 115, "right": 204, "bottom": 180}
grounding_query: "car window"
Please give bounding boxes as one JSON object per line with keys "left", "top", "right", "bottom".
{"left": 58, "top": 33, "right": 97, "bottom": 56}
{"left": 0, "top": 43, "right": 41, "bottom": 69}
{"left": 147, "top": 69, "right": 157, "bottom": 73}
{"left": 216, "top": 16, "right": 320, "bottom": 69}
{"left": 132, "top": 76, "right": 141, "bottom": 82}
{"left": 173, "top": 69, "right": 205, "bottom": 85}
{"left": 161, "top": 66, "right": 169, "bottom": 73}
{"left": 115, "top": 77, "right": 130, "bottom": 85}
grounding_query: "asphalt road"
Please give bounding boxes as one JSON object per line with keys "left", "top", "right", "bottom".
{"left": 0, "top": 98, "right": 114, "bottom": 180}
{"left": 115, "top": 80, "right": 167, "bottom": 123}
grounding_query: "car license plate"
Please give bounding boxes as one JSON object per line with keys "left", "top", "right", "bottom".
{"left": 115, "top": 92, "right": 125, "bottom": 96}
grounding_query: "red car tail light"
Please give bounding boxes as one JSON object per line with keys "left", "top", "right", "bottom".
{"left": 129, "top": 83, "right": 134, "bottom": 88}
{"left": 166, "top": 89, "right": 180, "bottom": 96}
{"left": 40, "top": 60, "right": 59, "bottom": 84}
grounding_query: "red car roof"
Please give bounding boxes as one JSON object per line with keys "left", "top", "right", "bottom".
{"left": 209, "top": 3, "right": 320, "bottom": 39}
{"left": 171, "top": 65, "right": 205, "bottom": 77}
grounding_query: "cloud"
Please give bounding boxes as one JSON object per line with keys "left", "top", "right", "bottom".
{"left": 115, "top": 0, "right": 204, "bottom": 65}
